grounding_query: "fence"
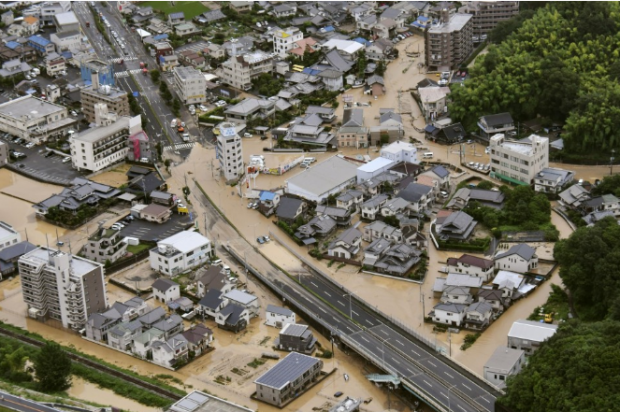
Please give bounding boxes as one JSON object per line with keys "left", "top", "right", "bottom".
{"left": 105, "top": 249, "right": 151, "bottom": 275}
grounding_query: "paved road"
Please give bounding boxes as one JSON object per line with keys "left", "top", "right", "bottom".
{"left": 186, "top": 180, "right": 497, "bottom": 412}
{"left": 0, "top": 391, "right": 62, "bottom": 412}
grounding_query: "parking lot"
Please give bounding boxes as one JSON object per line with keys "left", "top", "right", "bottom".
{"left": 119, "top": 213, "right": 195, "bottom": 242}
{"left": 1, "top": 135, "right": 84, "bottom": 185}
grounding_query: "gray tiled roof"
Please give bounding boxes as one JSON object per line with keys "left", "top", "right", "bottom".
{"left": 152, "top": 278, "right": 178, "bottom": 292}
{"left": 276, "top": 197, "right": 304, "bottom": 220}
{"left": 199, "top": 288, "right": 224, "bottom": 310}
{"left": 255, "top": 352, "right": 321, "bottom": 390}
{"left": 495, "top": 244, "right": 536, "bottom": 261}
{"left": 342, "top": 108, "right": 364, "bottom": 127}
{"left": 398, "top": 182, "right": 432, "bottom": 202}
{"left": 266, "top": 304, "right": 294, "bottom": 317}
{"left": 280, "top": 323, "right": 308, "bottom": 337}
{"left": 219, "top": 303, "right": 245, "bottom": 325}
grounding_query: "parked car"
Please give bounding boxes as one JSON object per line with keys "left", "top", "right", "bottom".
{"left": 243, "top": 132, "right": 252, "bottom": 138}
{"left": 215, "top": 100, "right": 227, "bottom": 108}
{"left": 256, "top": 236, "right": 265, "bottom": 244}
{"left": 334, "top": 391, "right": 344, "bottom": 398}
{"left": 199, "top": 104, "right": 208, "bottom": 112}
{"left": 25, "top": 142, "right": 35, "bottom": 149}
{"left": 70, "top": 111, "right": 78, "bottom": 116}
{"left": 62, "top": 156, "right": 71, "bottom": 163}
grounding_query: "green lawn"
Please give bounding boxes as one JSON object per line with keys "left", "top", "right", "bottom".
{"left": 126, "top": 243, "right": 151, "bottom": 255}
{"left": 142, "top": 1, "right": 209, "bottom": 20}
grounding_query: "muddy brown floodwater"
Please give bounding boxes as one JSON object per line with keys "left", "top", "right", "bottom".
{"left": 68, "top": 376, "right": 160, "bottom": 412}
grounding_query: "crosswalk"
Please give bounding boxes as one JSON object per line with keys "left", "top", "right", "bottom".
{"left": 164, "top": 142, "right": 196, "bottom": 152}
{"left": 115, "top": 69, "right": 144, "bottom": 78}
{"left": 110, "top": 56, "right": 138, "bottom": 64}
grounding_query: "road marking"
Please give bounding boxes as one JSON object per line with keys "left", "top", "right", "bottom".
{"left": 352, "top": 310, "right": 359, "bottom": 316}
{"left": 391, "top": 357, "right": 400, "bottom": 364}
{"left": 365, "top": 319, "right": 373, "bottom": 325}
{"left": 338, "top": 301, "right": 345, "bottom": 306}
{"left": 332, "top": 317, "right": 340, "bottom": 322}
{"left": 396, "top": 339, "right": 404, "bottom": 346}
{"left": 444, "top": 372, "right": 454, "bottom": 379}
{"left": 347, "top": 326, "right": 355, "bottom": 332}
{"left": 361, "top": 336, "right": 370, "bottom": 343}
{"left": 407, "top": 368, "right": 415, "bottom": 375}
{"left": 318, "top": 307, "right": 327, "bottom": 313}
{"left": 462, "top": 384, "right": 472, "bottom": 391}
{"left": 428, "top": 360, "right": 437, "bottom": 367}
{"left": 481, "top": 398, "right": 491, "bottom": 404}
{"left": 423, "top": 380, "right": 433, "bottom": 387}
{"left": 411, "top": 349, "right": 421, "bottom": 357}
{"left": 458, "top": 406, "right": 467, "bottom": 412}
{"left": 441, "top": 393, "right": 449, "bottom": 399}
{"left": 325, "top": 292, "right": 331, "bottom": 297}
{"left": 381, "top": 330, "right": 389, "bottom": 335}
{"left": 310, "top": 282, "right": 318, "bottom": 288}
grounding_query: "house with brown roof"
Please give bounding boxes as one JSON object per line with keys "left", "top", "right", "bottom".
{"left": 139, "top": 204, "right": 172, "bottom": 223}
{"left": 447, "top": 254, "right": 494, "bottom": 282}
{"left": 180, "top": 324, "right": 213, "bottom": 355}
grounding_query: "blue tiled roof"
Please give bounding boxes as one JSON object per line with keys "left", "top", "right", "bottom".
{"left": 169, "top": 12, "right": 184, "bottom": 19}
{"left": 353, "top": 37, "right": 370, "bottom": 46}
{"left": 28, "top": 35, "right": 50, "bottom": 46}
{"left": 6, "top": 41, "right": 20, "bottom": 50}
{"left": 418, "top": 16, "right": 429, "bottom": 22}
{"left": 61, "top": 51, "right": 72, "bottom": 59}
{"left": 259, "top": 191, "right": 275, "bottom": 201}
{"left": 322, "top": 25, "right": 335, "bottom": 32}
{"left": 153, "top": 34, "right": 168, "bottom": 41}
{"left": 302, "top": 67, "right": 321, "bottom": 76}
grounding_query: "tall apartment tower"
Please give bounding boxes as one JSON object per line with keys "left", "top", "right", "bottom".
{"left": 425, "top": 11, "right": 474, "bottom": 71}
{"left": 459, "top": 1, "right": 520, "bottom": 38}
{"left": 216, "top": 122, "right": 244, "bottom": 183}
{"left": 19, "top": 248, "right": 108, "bottom": 330}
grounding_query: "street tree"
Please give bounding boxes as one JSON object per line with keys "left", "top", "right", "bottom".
{"left": 34, "top": 342, "right": 71, "bottom": 391}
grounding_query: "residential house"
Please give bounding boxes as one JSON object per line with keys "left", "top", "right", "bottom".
{"left": 296, "top": 215, "right": 337, "bottom": 239}
{"left": 328, "top": 227, "right": 362, "bottom": 260}
{"left": 138, "top": 307, "right": 167, "bottom": 329}
{"left": 477, "top": 289, "right": 507, "bottom": 312}
{"left": 365, "top": 38, "right": 393, "bottom": 61}
{"left": 446, "top": 254, "right": 494, "bottom": 282}
{"left": 229, "top": 1, "right": 252, "bottom": 13}
{"left": 149, "top": 231, "right": 211, "bottom": 276}
{"left": 357, "top": 157, "right": 397, "bottom": 184}
{"left": 217, "top": 51, "right": 273, "bottom": 91}
{"left": 581, "top": 194, "right": 620, "bottom": 217}
{"left": 287, "top": 37, "right": 319, "bottom": 58}
{"left": 168, "top": 12, "right": 185, "bottom": 26}
{"left": 435, "top": 211, "right": 477, "bottom": 241}
{"left": 132, "top": 328, "right": 165, "bottom": 359}
{"left": 483, "top": 346, "right": 525, "bottom": 390}
{"left": 152, "top": 314, "right": 184, "bottom": 339}
{"left": 198, "top": 289, "right": 227, "bottom": 319}
{"left": 363, "top": 220, "right": 403, "bottom": 243}
{"left": 216, "top": 303, "right": 250, "bottom": 333}
{"left": 254, "top": 352, "right": 323, "bottom": 407}
{"left": 447, "top": 188, "right": 505, "bottom": 210}
{"left": 322, "top": 38, "right": 364, "bottom": 59}
{"left": 422, "top": 165, "right": 451, "bottom": 189}
{"left": 418, "top": 87, "right": 451, "bottom": 121}
{"left": 258, "top": 191, "right": 281, "bottom": 217}
{"left": 283, "top": 113, "right": 335, "bottom": 148}
{"left": 478, "top": 113, "right": 515, "bottom": 139}
{"left": 381, "top": 197, "right": 411, "bottom": 218}
{"left": 224, "top": 98, "right": 275, "bottom": 124}
{"left": 223, "top": 289, "right": 259, "bottom": 318}
{"left": 33, "top": 178, "right": 119, "bottom": 217}
{"left": 273, "top": 27, "right": 303, "bottom": 57}
{"left": 465, "top": 301, "right": 494, "bottom": 330}
{"left": 337, "top": 108, "right": 368, "bottom": 148}
{"left": 175, "top": 22, "right": 201, "bottom": 37}
{"left": 440, "top": 286, "right": 472, "bottom": 305}
{"left": 180, "top": 324, "right": 213, "bottom": 356}
{"left": 492, "top": 270, "right": 525, "bottom": 299}
{"left": 0, "top": 221, "right": 21, "bottom": 252}
{"left": 445, "top": 273, "right": 483, "bottom": 292}
{"left": 494, "top": 244, "right": 538, "bottom": 274}
{"left": 0, "top": 241, "right": 37, "bottom": 280}
{"left": 150, "top": 191, "right": 174, "bottom": 206}
{"left": 152, "top": 278, "right": 181, "bottom": 303}
{"left": 489, "top": 133, "right": 549, "bottom": 185}
{"left": 361, "top": 194, "right": 389, "bottom": 220}
{"left": 139, "top": 204, "right": 172, "bottom": 224}
{"left": 151, "top": 334, "right": 189, "bottom": 368}
{"left": 108, "top": 320, "right": 143, "bottom": 351}
{"left": 534, "top": 167, "right": 574, "bottom": 194}
{"left": 430, "top": 303, "right": 467, "bottom": 327}
{"left": 416, "top": 175, "right": 440, "bottom": 199}
{"left": 507, "top": 319, "right": 558, "bottom": 355}
{"left": 402, "top": 225, "right": 428, "bottom": 248}
{"left": 275, "top": 323, "right": 317, "bottom": 354}
{"left": 373, "top": 243, "right": 422, "bottom": 276}
{"left": 305, "top": 106, "right": 337, "bottom": 122}
{"left": 380, "top": 141, "right": 419, "bottom": 164}
{"left": 582, "top": 210, "right": 616, "bottom": 227}
{"left": 168, "top": 297, "right": 194, "bottom": 313}
{"left": 398, "top": 182, "right": 434, "bottom": 214}
{"left": 558, "top": 184, "right": 591, "bottom": 210}
{"left": 27, "top": 35, "right": 55, "bottom": 55}
{"left": 426, "top": 122, "right": 467, "bottom": 144}
{"left": 336, "top": 189, "right": 364, "bottom": 212}
{"left": 318, "top": 69, "right": 344, "bottom": 92}
{"left": 81, "top": 228, "right": 127, "bottom": 264}
{"left": 199, "top": 10, "right": 226, "bottom": 25}
{"left": 276, "top": 196, "right": 306, "bottom": 224}
{"left": 265, "top": 305, "right": 296, "bottom": 328}
{"left": 22, "top": 16, "right": 39, "bottom": 36}
{"left": 366, "top": 74, "right": 385, "bottom": 96}
{"left": 315, "top": 205, "right": 352, "bottom": 226}
{"left": 363, "top": 238, "right": 392, "bottom": 267}
{"left": 273, "top": 3, "right": 297, "bottom": 18}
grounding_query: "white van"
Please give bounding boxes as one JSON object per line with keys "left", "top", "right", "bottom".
{"left": 423, "top": 152, "right": 434, "bottom": 159}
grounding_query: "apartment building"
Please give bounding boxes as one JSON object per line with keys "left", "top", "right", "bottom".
{"left": 217, "top": 51, "right": 273, "bottom": 91}
{"left": 459, "top": 1, "right": 520, "bottom": 38}
{"left": 82, "top": 228, "right": 128, "bottom": 264}
{"left": 173, "top": 66, "right": 206, "bottom": 105}
{"left": 81, "top": 73, "right": 130, "bottom": 123}
{"left": 489, "top": 133, "right": 549, "bottom": 185}
{"left": 425, "top": 11, "right": 473, "bottom": 71}
{"left": 70, "top": 104, "right": 142, "bottom": 172}
{"left": 0, "top": 95, "right": 75, "bottom": 143}
{"left": 20, "top": 248, "right": 108, "bottom": 330}
{"left": 149, "top": 231, "right": 211, "bottom": 276}
{"left": 273, "top": 27, "right": 303, "bottom": 58}
{"left": 216, "top": 123, "right": 244, "bottom": 182}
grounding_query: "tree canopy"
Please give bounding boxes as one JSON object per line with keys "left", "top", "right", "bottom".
{"left": 449, "top": 2, "right": 620, "bottom": 155}
{"left": 554, "top": 216, "right": 620, "bottom": 320}
{"left": 499, "top": 320, "right": 620, "bottom": 412}
{"left": 34, "top": 342, "right": 72, "bottom": 391}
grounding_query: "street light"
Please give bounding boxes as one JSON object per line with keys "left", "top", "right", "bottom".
{"left": 342, "top": 291, "right": 355, "bottom": 320}
{"left": 447, "top": 384, "right": 457, "bottom": 412}
{"left": 380, "top": 336, "right": 391, "bottom": 370}
{"left": 611, "top": 149, "right": 616, "bottom": 176}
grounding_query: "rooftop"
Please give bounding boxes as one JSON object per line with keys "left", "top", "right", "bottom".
{"left": 280, "top": 323, "right": 309, "bottom": 337}
{"left": 157, "top": 231, "right": 210, "bottom": 254}
{"left": 0, "top": 95, "right": 65, "bottom": 119}
{"left": 287, "top": 156, "right": 358, "bottom": 197}
{"left": 429, "top": 13, "right": 472, "bottom": 34}
{"left": 73, "top": 117, "right": 131, "bottom": 143}
{"left": 508, "top": 319, "right": 558, "bottom": 342}
{"left": 484, "top": 346, "right": 524, "bottom": 371}
{"left": 169, "top": 390, "right": 254, "bottom": 412}
{"left": 22, "top": 248, "right": 101, "bottom": 278}
{"left": 223, "top": 289, "right": 257, "bottom": 306}
{"left": 254, "top": 352, "right": 321, "bottom": 390}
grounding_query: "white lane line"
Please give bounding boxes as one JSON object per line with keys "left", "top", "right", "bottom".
{"left": 365, "top": 319, "right": 373, "bottom": 325}
{"left": 428, "top": 360, "right": 437, "bottom": 367}
{"left": 462, "top": 384, "right": 472, "bottom": 391}
{"left": 325, "top": 292, "right": 331, "bottom": 297}
{"left": 391, "top": 357, "right": 400, "bottom": 364}
{"left": 338, "top": 301, "right": 345, "bottom": 307}
{"left": 441, "top": 393, "right": 449, "bottom": 399}
{"left": 444, "top": 372, "right": 454, "bottom": 379}
{"left": 352, "top": 310, "right": 359, "bottom": 316}
{"left": 411, "top": 349, "right": 421, "bottom": 357}
{"left": 346, "top": 326, "right": 355, "bottom": 332}
{"left": 396, "top": 339, "right": 404, "bottom": 346}
{"left": 423, "top": 380, "right": 433, "bottom": 387}
{"left": 361, "top": 336, "right": 370, "bottom": 343}
{"left": 333, "top": 317, "right": 340, "bottom": 322}
{"left": 481, "top": 398, "right": 491, "bottom": 404}
{"left": 458, "top": 405, "right": 467, "bottom": 412}
{"left": 318, "top": 307, "right": 327, "bottom": 313}
{"left": 406, "top": 368, "right": 415, "bottom": 375}
{"left": 381, "top": 330, "right": 389, "bottom": 335}
{"left": 310, "top": 281, "right": 318, "bottom": 287}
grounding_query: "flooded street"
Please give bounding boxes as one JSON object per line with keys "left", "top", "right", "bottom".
{"left": 68, "top": 377, "right": 160, "bottom": 412}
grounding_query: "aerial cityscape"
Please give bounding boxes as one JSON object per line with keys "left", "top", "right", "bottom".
{"left": 0, "top": 2, "right": 616, "bottom": 412}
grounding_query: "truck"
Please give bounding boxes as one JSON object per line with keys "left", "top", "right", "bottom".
{"left": 142, "top": 68, "right": 147, "bottom": 76}
{"left": 139, "top": 62, "right": 145, "bottom": 69}
{"left": 85, "top": 21, "right": 90, "bottom": 28}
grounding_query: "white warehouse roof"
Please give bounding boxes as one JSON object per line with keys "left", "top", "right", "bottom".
{"left": 508, "top": 319, "right": 558, "bottom": 343}
{"left": 158, "top": 231, "right": 210, "bottom": 254}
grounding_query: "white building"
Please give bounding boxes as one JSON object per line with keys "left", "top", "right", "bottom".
{"left": 173, "top": 66, "right": 206, "bottom": 105}
{"left": 446, "top": 254, "right": 494, "bottom": 283}
{"left": 0, "top": 95, "right": 75, "bottom": 143}
{"left": 223, "top": 289, "right": 259, "bottom": 318}
{"left": 273, "top": 27, "right": 303, "bottom": 58}
{"left": 217, "top": 51, "right": 273, "bottom": 91}
{"left": 53, "top": 11, "right": 79, "bottom": 33}
{"left": 489, "top": 133, "right": 549, "bottom": 185}
{"left": 152, "top": 278, "right": 181, "bottom": 303}
{"left": 380, "top": 140, "right": 418, "bottom": 163}
{"left": 431, "top": 303, "right": 467, "bottom": 327}
{"left": 149, "top": 231, "right": 212, "bottom": 276}
{"left": 356, "top": 157, "right": 395, "bottom": 184}
{"left": 321, "top": 39, "right": 364, "bottom": 58}
{"left": 0, "top": 221, "right": 21, "bottom": 251}
{"left": 534, "top": 167, "right": 575, "bottom": 194}
{"left": 494, "top": 244, "right": 538, "bottom": 274}
{"left": 70, "top": 104, "right": 142, "bottom": 172}
{"left": 484, "top": 346, "right": 525, "bottom": 389}
{"left": 216, "top": 123, "right": 244, "bottom": 183}
{"left": 20, "top": 248, "right": 108, "bottom": 330}
{"left": 507, "top": 319, "right": 558, "bottom": 355}
{"left": 286, "top": 156, "right": 359, "bottom": 203}
{"left": 265, "top": 305, "right": 296, "bottom": 328}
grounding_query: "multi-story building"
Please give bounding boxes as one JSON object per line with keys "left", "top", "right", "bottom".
{"left": 217, "top": 51, "right": 273, "bottom": 91}
{"left": 20, "top": 248, "right": 108, "bottom": 330}
{"left": 173, "top": 66, "right": 207, "bottom": 105}
{"left": 489, "top": 133, "right": 549, "bottom": 185}
{"left": 534, "top": 167, "right": 574, "bottom": 194}
{"left": 45, "top": 52, "right": 66, "bottom": 76}
{"left": 82, "top": 228, "right": 128, "bottom": 264}
{"left": 459, "top": 1, "right": 520, "bottom": 38}
{"left": 70, "top": 104, "right": 142, "bottom": 172}
{"left": 40, "top": 1, "right": 71, "bottom": 26}
{"left": 425, "top": 12, "right": 474, "bottom": 71}
{"left": 0, "top": 95, "right": 76, "bottom": 143}
{"left": 273, "top": 27, "right": 303, "bottom": 58}
{"left": 507, "top": 319, "right": 558, "bottom": 355}
{"left": 53, "top": 11, "right": 79, "bottom": 33}
{"left": 80, "top": 76, "right": 130, "bottom": 123}
{"left": 0, "top": 221, "right": 20, "bottom": 251}
{"left": 149, "top": 231, "right": 211, "bottom": 276}
{"left": 216, "top": 123, "right": 244, "bottom": 183}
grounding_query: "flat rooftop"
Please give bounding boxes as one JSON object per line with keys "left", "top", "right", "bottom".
{"left": 169, "top": 391, "right": 254, "bottom": 412}
{"left": 0, "top": 95, "right": 65, "bottom": 119}
{"left": 23, "top": 248, "right": 101, "bottom": 278}
{"left": 287, "top": 156, "right": 358, "bottom": 197}
{"left": 429, "top": 13, "right": 472, "bottom": 33}
{"left": 73, "top": 117, "right": 130, "bottom": 143}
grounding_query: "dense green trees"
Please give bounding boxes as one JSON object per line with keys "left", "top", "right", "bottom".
{"left": 554, "top": 217, "right": 620, "bottom": 320}
{"left": 449, "top": 3, "right": 620, "bottom": 155}
{"left": 35, "top": 343, "right": 72, "bottom": 391}
{"left": 499, "top": 320, "right": 620, "bottom": 412}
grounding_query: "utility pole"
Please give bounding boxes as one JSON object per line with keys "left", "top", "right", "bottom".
{"left": 611, "top": 149, "right": 616, "bottom": 176}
